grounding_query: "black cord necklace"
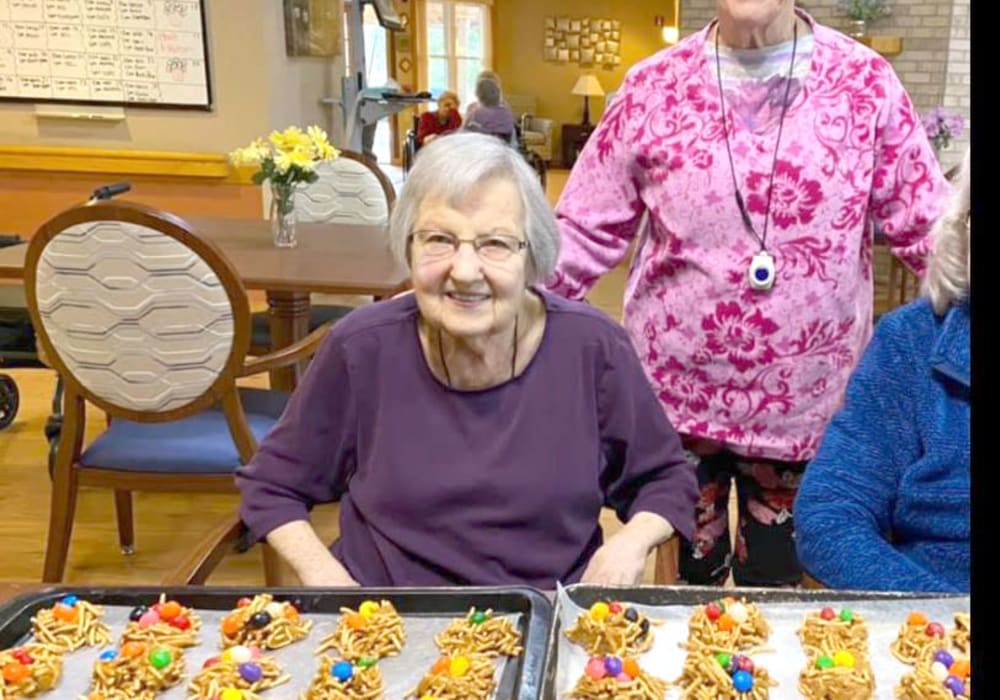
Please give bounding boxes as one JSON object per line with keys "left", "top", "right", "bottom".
{"left": 437, "top": 315, "right": 519, "bottom": 388}
{"left": 715, "top": 17, "right": 799, "bottom": 291}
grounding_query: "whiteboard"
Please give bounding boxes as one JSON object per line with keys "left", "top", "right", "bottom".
{"left": 0, "top": 0, "right": 212, "bottom": 109}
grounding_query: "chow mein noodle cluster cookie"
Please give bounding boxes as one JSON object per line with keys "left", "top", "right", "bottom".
{"left": 686, "top": 598, "right": 770, "bottom": 652}
{"left": 895, "top": 646, "right": 970, "bottom": 699}
{"left": 434, "top": 607, "right": 522, "bottom": 657}
{"left": 0, "top": 643, "right": 63, "bottom": 699}
{"left": 83, "top": 641, "right": 184, "bottom": 700}
{"left": 949, "top": 614, "right": 970, "bottom": 656}
{"left": 408, "top": 653, "right": 495, "bottom": 700}
{"left": 187, "top": 644, "right": 290, "bottom": 700}
{"left": 30, "top": 595, "right": 112, "bottom": 653}
{"left": 565, "top": 600, "right": 658, "bottom": 656}
{"left": 797, "top": 645, "right": 875, "bottom": 700}
{"left": 891, "top": 612, "right": 949, "bottom": 665}
{"left": 798, "top": 606, "right": 868, "bottom": 655}
{"left": 676, "top": 646, "right": 777, "bottom": 700}
{"left": 120, "top": 594, "right": 202, "bottom": 648}
{"left": 220, "top": 595, "right": 311, "bottom": 651}
{"left": 300, "top": 655, "right": 383, "bottom": 700}
{"left": 316, "top": 600, "right": 405, "bottom": 661}
{"left": 568, "top": 654, "right": 669, "bottom": 700}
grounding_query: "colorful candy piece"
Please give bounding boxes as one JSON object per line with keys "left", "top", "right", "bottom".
{"left": 53, "top": 603, "right": 78, "bottom": 623}
{"left": 732, "top": 670, "right": 753, "bottom": 692}
{"left": 357, "top": 657, "right": 376, "bottom": 669}
{"left": 11, "top": 649, "right": 33, "bottom": 666}
{"left": 237, "top": 597, "right": 253, "bottom": 608}
{"left": 819, "top": 606, "right": 836, "bottom": 621}
{"left": 346, "top": 612, "right": 367, "bottom": 630}
{"left": 431, "top": 657, "right": 449, "bottom": 675}
{"left": 907, "top": 611, "right": 928, "bottom": 627}
{"left": 839, "top": 608, "right": 854, "bottom": 622}
{"left": 149, "top": 648, "right": 172, "bottom": 670}
{"left": 220, "top": 689, "right": 243, "bottom": 700}
{"left": 833, "top": 650, "right": 855, "bottom": 669}
{"left": 589, "top": 601, "right": 610, "bottom": 622}
{"left": 138, "top": 610, "right": 160, "bottom": 628}
{"left": 469, "top": 610, "right": 487, "bottom": 625}
{"left": 331, "top": 660, "right": 353, "bottom": 682}
{"left": 604, "top": 656, "right": 623, "bottom": 676}
{"left": 248, "top": 611, "right": 272, "bottom": 629}
{"left": 735, "top": 655, "right": 754, "bottom": 673}
{"left": 2, "top": 662, "right": 30, "bottom": 683}
{"left": 158, "top": 601, "right": 182, "bottom": 620}
{"left": 61, "top": 594, "right": 79, "bottom": 607}
{"left": 99, "top": 649, "right": 118, "bottom": 661}
{"left": 449, "top": 655, "right": 470, "bottom": 677}
{"left": 815, "top": 656, "right": 834, "bottom": 670}
{"left": 943, "top": 675, "right": 966, "bottom": 696}
{"left": 624, "top": 607, "right": 639, "bottom": 623}
{"left": 584, "top": 656, "right": 607, "bottom": 680}
{"left": 222, "top": 614, "right": 242, "bottom": 636}
{"left": 706, "top": 602, "right": 723, "bottom": 621}
{"left": 623, "top": 657, "right": 640, "bottom": 678}
{"left": 265, "top": 602, "right": 284, "bottom": 619}
{"left": 717, "top": 613, "right": 735, "bottom": 631}
{"left": 129, "top": 605, "right": 148, "bottom": 622}
{"left": 727, "top": 602, "right": 748, "bottom": 624}
{"left": 926, "top": 622, "right": 946, "bottom": 638}
{"left": 949, "top": 660, "right": 970, "bottom": 679}
{"left": 609, "top": 602, "right": 623, "bottom": 614}
{"left": 168, "top": 615, "right": 191, "bottom": 631}
{"left": 358, "top": 601, "right": 380, "bottom": 619}
{"left": 930, "top": 662, "right": 949, "bottom": 681}
{"left": 615, "top": 672, "right": 632, "bottom": 682}
{"left": 933, "top": 650, "right": 955, "bottom": 668}
{"left": 716, "top": 652, "right": 732, "bottom": 669}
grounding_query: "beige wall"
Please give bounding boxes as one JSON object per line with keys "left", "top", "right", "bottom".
{"left": 0, "top": 0, "right": 343, "bottom": 154}
{"left": 493, "top": 0, "right": 675, "bottom": 165}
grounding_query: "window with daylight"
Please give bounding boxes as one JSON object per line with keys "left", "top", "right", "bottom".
{"left": 425, "top": 1, "right": 492, "bottom": 107}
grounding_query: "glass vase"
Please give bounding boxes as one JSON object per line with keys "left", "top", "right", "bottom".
{"left": 846, "top": 18, "right": 868, "bottom": 39}
{"left": 269, "top": 181, "right": 297, "bottom": 248}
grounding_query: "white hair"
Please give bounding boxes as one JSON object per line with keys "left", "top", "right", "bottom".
{"left": 388, "top": 132, "right": 559, "bottom": 284}
{"left": 923, "top": 148, "right": 970, "bottom": 315}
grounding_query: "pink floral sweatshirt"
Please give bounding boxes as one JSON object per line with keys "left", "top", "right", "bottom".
{"left": 547, "top": 14, "right": 948, "bottom": 462}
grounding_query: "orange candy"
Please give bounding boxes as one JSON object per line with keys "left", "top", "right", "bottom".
{"left": 623, "top": 657, "right": 641, "bottom": 678}
{"left": 431, "top": 656, "right": 450, "bottom": 675}
{"left": 284, "top": 606, "right": 299, "bottom": 621}
{"left": 3, "top": 662, "right": 30, "bottom": 683}
{"left": 121, "top": 641, "right": 146, "bottom": 659}
{"left": 53, "top": 603, "right": 78, "bottom": 623}
{"left": 717, "top": 613, "right": 735, "bottom": 631}
{"left": 346, "top": 612, "right": 367, "bottom": 631}
{"left": 949, "top": 660, "right": 971, "bottom": 679}
{"left": 222, "top": 614, "right": 242, "bottom": 637}
{"left": 907, "top": 611, "right": 928, "bottom": 626}
{"left": 158, "top": 601, "right": 182, "bottom": 620}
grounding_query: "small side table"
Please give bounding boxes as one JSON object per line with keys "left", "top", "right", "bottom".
{"left": 561, "top": 123, "right": 593, "bottom": 169}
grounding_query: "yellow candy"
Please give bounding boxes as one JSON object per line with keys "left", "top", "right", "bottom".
{"left": 220, "top": 689, "right": 243, "bottom": 700}
{"left": 220, "top": 649, "right": 234, "bottom": 663}
{"left": 833, "top": 650, "right": 856, "bottom": 668}
{"left": 359, "top": 601, "right": 380, "bottom": 620}
{"left": 449, "top": 655, "right": 470, "bottom": 677}
{"left": 589, "top": 602, "right": 611, "bottom": 622}
{"left": 419, "top": 696, "right": 436, "bottom": 700}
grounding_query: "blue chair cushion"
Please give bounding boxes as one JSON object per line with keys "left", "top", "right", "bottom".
{"left": 80, "top": 388, "right": 289, "bottom": 474}
{"left": 250, "top": 304, "right": 353, "bottom": 349}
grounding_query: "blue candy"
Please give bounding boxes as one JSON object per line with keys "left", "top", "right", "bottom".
{"left": 99, "top": 649, "right": 118, "bottom": 661}
{"left": 61, "top": 594, "right": 79, "bottom": 607}
{"left": 943, "top": 675, "right": 965, "bottom": 696}
{"left": 331, "top": 660, "right": 353, "bottom": 682}
{"left": 732, "top": 670, "right": 754, "bottom": 693}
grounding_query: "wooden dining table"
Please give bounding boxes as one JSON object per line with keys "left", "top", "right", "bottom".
{"left": 0, "top": 215, "right": 410, "bottom": 391}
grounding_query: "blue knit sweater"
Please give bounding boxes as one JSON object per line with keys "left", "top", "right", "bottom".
{"left": 795, "top": 298, "right": 970, "bottom": 592}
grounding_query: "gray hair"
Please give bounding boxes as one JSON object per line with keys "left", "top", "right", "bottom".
{"left": 922, "top": 148, "right": 970, "bottom": 314}
{"left": 388, "top": 132, "right": 559, "bottom": 285}
{"left": 475, "top": 77, "right": 502, "bottom": 107}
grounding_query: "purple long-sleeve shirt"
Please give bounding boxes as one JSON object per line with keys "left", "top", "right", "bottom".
{"left": 236, "top": 290, "right": 697, "bottom": 587}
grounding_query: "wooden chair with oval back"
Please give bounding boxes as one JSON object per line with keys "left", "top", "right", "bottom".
{"left": 24, "top": 200, "right": 332, "bottom": 583}
{"left": 251, "top": 149, "right": 397, "bottom": 355}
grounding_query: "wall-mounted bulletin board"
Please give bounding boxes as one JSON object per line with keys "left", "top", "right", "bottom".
{"left": 0, "top": 0, "right": 212, "bottom": 110}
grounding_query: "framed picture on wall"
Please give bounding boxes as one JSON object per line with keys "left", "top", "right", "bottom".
{"left": 283, "top": 0, "right": 343, "bottom": 57}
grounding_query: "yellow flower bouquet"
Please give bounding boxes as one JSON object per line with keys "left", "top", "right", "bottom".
{"left": 230, "top": 125, "right": 340, "bottom": 246}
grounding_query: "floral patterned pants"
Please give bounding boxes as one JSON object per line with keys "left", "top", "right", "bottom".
{"left": 677, "top": 447, "right": 807, "bottom": 587}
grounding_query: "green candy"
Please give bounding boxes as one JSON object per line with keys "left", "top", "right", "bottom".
{"left": 715, "top": 652, "right": 732, "bottom": 669}
{"left": 839, "top": 608, "right": 854, "bottom": 623}
{"left": 470, "top": 611, "right": 488, "bottom": 625}
{"left": 149, "top": 648, "right": 172, "bottom": 670}
{"left": 816, "top": 656, "right": 834, "bottom": 670}
{"left": 357, "top": 657, "right": 377, "bottom": 669}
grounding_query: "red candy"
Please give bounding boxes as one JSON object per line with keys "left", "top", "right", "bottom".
{"left": 11, "top": 650, "right": 33, "bottom": 665}
{"left": 705, "top": 602, "right": 722, "bottom": 621}
{"left": 736, "top": 655, "right": 755, "bottom": 673}
{"left": 202, "top": 656, "right": 220, "bottom": 669}
{"left": 609, "top": 602, "right": 623, "bottom": 614}
{"left": 925, "top": 622, "right": 946, "bottom": 638}
{"left": 820, "top": 607, "right": 836, "bottom": 621}
{"left": 237, "top": 597, "right": 252, "bottom": 608}
{"left": 168, "top": 616, "right": 191, "bottom": 631}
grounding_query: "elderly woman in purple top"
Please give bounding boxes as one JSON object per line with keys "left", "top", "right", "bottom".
{"left": 236, "top": 132, "right": 698, "bottom": 588}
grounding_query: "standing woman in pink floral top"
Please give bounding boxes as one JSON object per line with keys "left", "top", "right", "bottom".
{"left": 546, "top": 0, "right": 949, "bottom": 587}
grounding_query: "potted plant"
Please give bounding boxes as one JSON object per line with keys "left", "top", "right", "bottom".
{"left": 922, "top": 107, "right": 965, "bottom": 155}
{"left": 837, "top": 0, "right": 891, "bottom": 38}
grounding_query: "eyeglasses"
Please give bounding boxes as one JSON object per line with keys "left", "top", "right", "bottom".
{"left": 409, "top": 229, "right": 528, "bottom": 263}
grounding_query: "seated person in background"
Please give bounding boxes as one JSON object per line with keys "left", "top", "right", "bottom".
{"left": 417, "top": 90, "right": 461, "bottom": 146}
{"left": 463, "top": 76, "right": 517, "bottom": 145}
{"left": 463, "top": 69, "right": 503, "bottom": 122}
{"left": 236, "top": 132, "right": 697, "bottom": 588}
{"left": 794, "top": 148, "right": 970, "bottom": 593}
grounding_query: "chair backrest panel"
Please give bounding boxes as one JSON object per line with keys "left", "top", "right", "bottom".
{"left": 30, "top": 212, "right": 243, "bottom": 416}
{"left": 262, "top": 151, "right": 396, "bottom": 226}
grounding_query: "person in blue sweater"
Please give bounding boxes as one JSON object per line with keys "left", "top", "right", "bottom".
{"left": 794, "top": 148, "right": 970, "bottom": 593}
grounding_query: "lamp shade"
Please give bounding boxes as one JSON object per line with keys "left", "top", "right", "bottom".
{"left": 571, "top": 74, "right": 605, "bottom": 97}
